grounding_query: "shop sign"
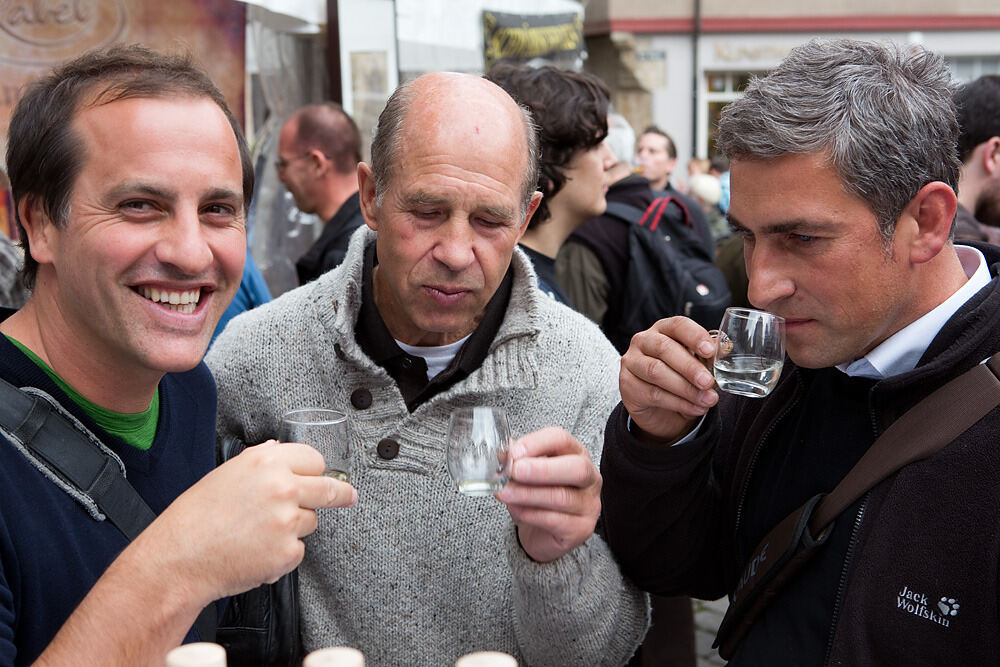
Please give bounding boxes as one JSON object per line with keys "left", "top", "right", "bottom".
{"left": 482, "top": 10, "right": 582, "bottom": 70}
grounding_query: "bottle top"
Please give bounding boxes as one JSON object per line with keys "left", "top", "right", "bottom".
{"left": 454, "top": 651, "right": 518, "bottom": 667}
{"left": 302, "top": 646, "right": 365, "bottom": 667}
{"left": 165, "top": 642, "right": 226, "bottom": 667}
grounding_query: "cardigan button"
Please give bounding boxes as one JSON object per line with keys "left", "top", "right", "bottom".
{"left": 350, "top": 388, "right": 373, "bottom": 410}
{"left": 377, "top": 438, "right": 400, "bottom": 460}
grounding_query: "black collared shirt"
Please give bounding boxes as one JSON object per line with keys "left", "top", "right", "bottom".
{"left": 355, "top": 242, "right": 512, "bottom": 412}
{"left": 295, "top": 192, "right": 366, "bottom": 285}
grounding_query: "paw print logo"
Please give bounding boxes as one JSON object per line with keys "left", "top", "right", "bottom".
{"left": 937, "top": 598, "right": 960, "bottom": 617}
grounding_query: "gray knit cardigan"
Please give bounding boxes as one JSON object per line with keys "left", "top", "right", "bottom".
{"left": 207, "top": 227, "right": 649, "bottom": 666}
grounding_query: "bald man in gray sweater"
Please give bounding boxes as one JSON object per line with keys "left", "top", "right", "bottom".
{"left": 208, "top": 72, "right": 649, "bottom": 666}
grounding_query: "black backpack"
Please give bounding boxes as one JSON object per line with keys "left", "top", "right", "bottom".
{"left": 603, "top": 196, "right": 731, "bottom": 352}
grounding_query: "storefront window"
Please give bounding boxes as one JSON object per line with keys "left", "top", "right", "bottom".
{"left": 706, "top": 101, "right": 728, "bottom": 158}
{"left": 733, "top": 72, "right": 756, "bottom": 92}
{"left": 707, "top": 73, "right": 727, "bottom": 92}
{"left": 703, "top": 71, "right": 767, "bottom": 157}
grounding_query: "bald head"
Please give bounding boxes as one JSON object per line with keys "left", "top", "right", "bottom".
{"left": 284, "top": 102, "right": 361, "bottom": 174}
{"left": 369, "top": 72, "right": 540, "bottom": 216}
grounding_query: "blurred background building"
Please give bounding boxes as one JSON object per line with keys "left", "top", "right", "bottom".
{"left": 585, "top": 0, "right": 1000, "bottom": 185}
{"left": 0, "top": 0, "right": 997, "bottom": 296}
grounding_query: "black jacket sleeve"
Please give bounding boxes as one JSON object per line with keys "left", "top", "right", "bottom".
{"left": 600, "top": 401, "right": 734, "bottom": 600}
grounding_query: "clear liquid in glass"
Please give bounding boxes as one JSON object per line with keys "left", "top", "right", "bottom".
{"left": 324, "top": 469, "right": 350, "bottom": 483}
{"left": 714, "top": 354, "right": 782, "bottom": 397}
{"left": 457, "top": 479, "right": 505, "bottom": 496}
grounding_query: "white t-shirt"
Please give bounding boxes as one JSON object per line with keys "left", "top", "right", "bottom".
{"left": 396, "top": 334, "right": 472, "bottom": 380}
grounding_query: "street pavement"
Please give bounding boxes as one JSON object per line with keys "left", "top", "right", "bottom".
{"left": 693, "top": 598, "right": 728, "bottom": 666}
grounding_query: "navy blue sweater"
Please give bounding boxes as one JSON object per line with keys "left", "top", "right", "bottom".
{"left": 0, "top": 310, "right": 218, "bottom": 666}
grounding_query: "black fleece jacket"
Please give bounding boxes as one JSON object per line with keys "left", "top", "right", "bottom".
{"left": 601, "top": 242, "right": 1000, "bottom": 665}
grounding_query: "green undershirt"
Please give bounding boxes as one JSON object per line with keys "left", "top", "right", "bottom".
{"left": 4, "top": 335, "right": 159, "bottom": 451}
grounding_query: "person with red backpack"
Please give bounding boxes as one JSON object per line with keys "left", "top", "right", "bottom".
{"left": 558, "top": 116, "right": 730, "bottom": 354}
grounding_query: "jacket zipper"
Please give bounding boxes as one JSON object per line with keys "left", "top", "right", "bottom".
{"left": 823, "top": 493, "right": 869, "bottom": 666}
{"left": 732, "top": 389, "right": 801, "bottom": 554}
{"left": 821, "top": 388, "right": 880, "bottom": 664}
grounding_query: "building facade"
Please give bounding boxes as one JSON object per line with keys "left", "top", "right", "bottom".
{"left": 584, "top": 1, "right": 1000, "bottom": 177}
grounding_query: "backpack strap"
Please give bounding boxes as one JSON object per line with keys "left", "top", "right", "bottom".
{"left": 605, "top": 197, "right": 694, "bottom": 232}
{"left": 605, "top": 197, "right": 691, "bottom": 234}
{"left": 0, "top": 376, "right": 217, "bottom": 641}
{"left": 603, "top": 201, "right": 646, "bottom": 225}
{"left": 0, "top": 378, "right": 158, "bottom": 538}
{"left": 641, "top": 196, "right": 691, "bottom": 232}
{"left": 714, "top": 352, "right": 1000, "bottom": 659}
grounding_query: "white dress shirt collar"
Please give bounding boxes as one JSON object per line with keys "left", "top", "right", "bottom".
{"left": 837, "top": 246, "right": 991, "bottom": 380}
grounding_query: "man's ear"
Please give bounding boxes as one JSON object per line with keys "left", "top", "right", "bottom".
{"left": 357, "top": 162, "right": 379, "bottom": 231}
{"left": 307, "top": 148, "right": 331, "bottom": 175}
{"left": 516, "top": 191, "right": 543, "bottom": 241}
{"left": 17, "top": 194, "right": 57, "bottom": 266}
{"left": 902, "top": 181, "right": 957, "bottom": 265}
{"left": 982, "top": 136, "right": 1000, "bottom": 176}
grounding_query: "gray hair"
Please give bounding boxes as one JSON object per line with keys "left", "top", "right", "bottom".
{"left": 716, "top": 39, "right": 960, "bottom": 245}
{"left": 369, "top": 79, "right": 541, "bottom": 218}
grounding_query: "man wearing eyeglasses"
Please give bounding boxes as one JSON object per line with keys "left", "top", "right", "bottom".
{"left": 276, "top": 102, "right": 366, "bottom": 284}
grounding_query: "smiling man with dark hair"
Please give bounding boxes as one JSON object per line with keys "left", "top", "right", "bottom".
{"left": 0, "top": 45, "right": 355, "bottom": 665}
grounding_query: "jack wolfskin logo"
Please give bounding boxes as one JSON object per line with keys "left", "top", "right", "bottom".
{"left": 937, "top": 598, "right": 960, "bottom": 617}
{"left": 896, "top": 586, "right": 955, "bottom": 628}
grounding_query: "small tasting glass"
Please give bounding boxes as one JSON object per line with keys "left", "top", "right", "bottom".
{"left": 278, "top": 408, "right": 351, "bottom": 482}
{"left": 709, "top": 307, "right": 786, "bottom": 398}
{"left": 446, "top": 407, "right": 512, "bottom": 496}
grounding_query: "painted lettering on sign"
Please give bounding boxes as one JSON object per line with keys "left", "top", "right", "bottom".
{"left": 0, "top": 0, "right": 126, "bottom": 61}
